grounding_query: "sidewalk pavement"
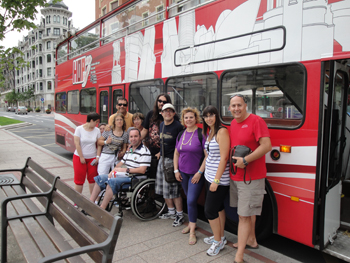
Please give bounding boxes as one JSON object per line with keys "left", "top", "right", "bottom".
{"left": 0, "top": 128, "right": 300, "bottom": 263}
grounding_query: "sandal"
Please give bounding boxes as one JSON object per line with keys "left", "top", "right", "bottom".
{"left": 189, "top": 233, "right": 197, "bottom": 245}
{"left": 181, "top": 225, "right": 190, "bottom": 234}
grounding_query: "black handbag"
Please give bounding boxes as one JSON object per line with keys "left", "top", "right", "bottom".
{"left": 161, "top": 124, "right": 177, "bottom": 183}
{"left": 230, "top": 145, "right": 252, "bottom": 184}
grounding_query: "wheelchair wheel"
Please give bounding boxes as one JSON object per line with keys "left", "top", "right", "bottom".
{"left": 131, "top": 178, "right": 166, "bottom": 221}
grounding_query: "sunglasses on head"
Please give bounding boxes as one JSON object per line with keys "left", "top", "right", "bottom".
{"left": 118, "top": 103, "right": 127, "bottom": 107}
{"left": 158, "top": 99, "right": 167, "bottom": 104}
{"left": 230, "top": 94, "right": 247, "bottom": 103}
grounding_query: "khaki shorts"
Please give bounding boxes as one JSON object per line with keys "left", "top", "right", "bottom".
{"left": 230, "top": 178, "right": 266, "bottom": 217}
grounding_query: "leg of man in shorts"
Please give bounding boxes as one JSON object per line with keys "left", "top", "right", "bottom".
{"left": 230, "top": 179, "right": 266, "bottom": 262}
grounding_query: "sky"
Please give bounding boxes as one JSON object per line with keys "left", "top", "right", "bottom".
{"left": 0, "top": 0, "right": 95, "bottom": 50}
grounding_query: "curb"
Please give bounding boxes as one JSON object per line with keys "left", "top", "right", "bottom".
{"left": 0, "top": 122, "right": 33, "bottom": 130}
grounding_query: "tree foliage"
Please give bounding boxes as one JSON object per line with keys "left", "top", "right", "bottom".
{"left": 5, "top": 89, "right": 18, "bottom": 104}
{"left": 0, "top": 0, "right": 61, "bottom": 89}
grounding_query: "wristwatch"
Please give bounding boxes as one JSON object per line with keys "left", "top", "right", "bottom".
{"left": 243, "top": 157, "right": 249, "bottom": 166}
{"left": 126, "top": 168, "right": 130, "bottom": 174}
{"left": 214, "top": 179, "right": 220, "bottom": 184}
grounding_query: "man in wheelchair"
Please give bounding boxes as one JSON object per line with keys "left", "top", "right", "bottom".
{"left": 90, "top": 128, "right": 152, "bottom": 210}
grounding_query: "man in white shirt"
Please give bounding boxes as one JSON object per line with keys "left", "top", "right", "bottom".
{"left": 90, "top": 128, "right": 151, "bottom": 209}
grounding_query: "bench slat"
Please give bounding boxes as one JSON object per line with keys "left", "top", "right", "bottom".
{"left": 27, "top": 159, "right": 57, "bottom": 185}
{"left": 1, "top": 186, "right": 44, "bottom": 263}
{"left": 22, "top": 175, "right": 49, "bottom": 208}
{"left": 1, "top": 185, "right": 68, "bottom": 263}
{"left": 49, "top": 204, "right": 103, "bottom": 263}
{"left": 55, "top": 180, "right": 114, "bottom": 228}
{"left": 52, "top": 191, "right": 108, "bottom": 243}
{"left": 12, "top": 185, "right": 86, "bottom": 263}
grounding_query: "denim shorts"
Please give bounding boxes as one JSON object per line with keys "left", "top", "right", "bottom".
{"left": 94, "top": 174, "right": 132, "bottom": 195}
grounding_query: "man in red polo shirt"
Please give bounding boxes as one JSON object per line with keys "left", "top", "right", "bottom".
{"left": 229, "top": 94, "right": 272, "bottom": 263}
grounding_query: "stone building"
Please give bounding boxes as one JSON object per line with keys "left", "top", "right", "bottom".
{"left": 14, "top": 0, "right": 75, "bottom": 110}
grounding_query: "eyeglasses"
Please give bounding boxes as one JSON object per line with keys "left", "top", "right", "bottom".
{"left": 158, "top": 99, "right": 167, "bottom": 104}
{"left": 203, "top": 114, "right": 215, "bottom": 120}
{"left": 118, "top": 103, "right": 127, "bottom": 107}
{"left": 230, "top": 94, "right": 247, "bottom": 103}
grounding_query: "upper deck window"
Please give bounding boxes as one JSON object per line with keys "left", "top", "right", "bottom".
{"left": 69, "top": 24, "right": 100, "bottom": 59}
{"left": 168, "top": 0, "right": 215, "bottom": 17}
{"left": 101, "top": 0, "right": 167, "bottom": 44}
{"left": 221, "top": 64, "right": 306, "bottom": 129}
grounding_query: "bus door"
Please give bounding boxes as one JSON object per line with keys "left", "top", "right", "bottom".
{"left": 99, "top": 86, "right": 112, "bottom": 124}
{"left": 318, "top": 60, "right": 349, "bottom": 251}
{"left": 112, "top": 86, "right": 124, "bottom": 114}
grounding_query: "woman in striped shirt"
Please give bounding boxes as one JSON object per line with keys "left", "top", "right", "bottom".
{"left": 202, "top": 105, "right": 230, "bottom": 257}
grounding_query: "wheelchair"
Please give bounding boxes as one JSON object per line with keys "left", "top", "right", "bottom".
{"left": 97, "top": 163, "right": 166, "bottom": 220}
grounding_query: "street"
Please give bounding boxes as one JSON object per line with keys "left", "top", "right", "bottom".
{"left": 0, "top": 110, "right": 73, "bottom": 161}
{"left": 0, "top": 109, "right": 347, "bottom": 263}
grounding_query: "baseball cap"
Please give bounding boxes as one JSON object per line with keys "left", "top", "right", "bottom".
{"left": 162, "top": 103, "right": 175, "bottom": 112}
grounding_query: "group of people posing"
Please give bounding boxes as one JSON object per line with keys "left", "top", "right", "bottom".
{"left": 72, "top": 94, "right": 271, "bottom": 263}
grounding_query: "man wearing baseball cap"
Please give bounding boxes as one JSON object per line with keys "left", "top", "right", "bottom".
{"left": 156, "top": 103, "right": 185, "bottom": 227}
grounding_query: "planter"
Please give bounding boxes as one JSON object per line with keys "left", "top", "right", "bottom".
{"left": 46, "top": 111, "right": 51, "bottom": 114}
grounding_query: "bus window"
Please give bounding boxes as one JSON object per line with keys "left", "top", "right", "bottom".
{"left": 221, "top": 64, "right": 306, "bottom": 128}
{"left": 168, "top": 0, "right": 214, "bottom": 17}
{"left": 113, "top": 89, "right": 123, "bottom": 114}
{"left": 57, "top": 42, "right": 68, "bottom": 65}
{"left": 67, "top": 90, "right": 79, "bottom": 114}
{"left": 80, "top": 88, "right": 96, "bottom": 114}
{"left": 129, "top": 79, "right": 163, "bottom": 115}
{"left": 69, "top": 24, "right": 100, "bottom": 59}
{"left": 166, "top": 73, "right": 218, "bottom": 115}
{"left": 55, "top": 92, "right": 66, "bottom": 113}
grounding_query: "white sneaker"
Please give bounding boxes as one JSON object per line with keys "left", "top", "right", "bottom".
{"left": 159, "top": 212, "right": 176, "bottom": 219}
{"left": 203, "top": 235, "right": 227, "bottom": 245}
{"left": 206, "top": 240, "right": 224, "bottom": 256}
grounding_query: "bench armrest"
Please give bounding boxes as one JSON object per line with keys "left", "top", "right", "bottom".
{"left": 39, "top": 216, "right": 123, "bottom": 263}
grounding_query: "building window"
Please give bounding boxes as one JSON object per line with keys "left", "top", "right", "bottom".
{"left": 157, "top": 5, "right": 164, "bottom": 21}
{"left": 39, "top": 69, "right": 42, "bottom": 78}
{"left": 111, "top": 0, "right": 118, "bottom": 10}
{"left": 142, "top": 12, "right": 149, "bottom": 27}
{"left": 47, "top": 28, "right": 51, "bottom": 35}
{"left": 47, "top": 68, "right": 51, "bottom": 77}
{"left": 48, "top": 81, "right": 52, "bottom": 90}
{"left": 39, "top": 44, "right": 42, "bottom": 51}
{"left": 53, "top": 15, "right": 56, "bottom": 23}
{"left": 47, "top": 54, "right": 51, "bottom": 63}
{"left": 57, "top": 15, "right": 60, "bottom": 23}
{"left": 54, "top": 28, "right": 60, "bottom": 35}
{"left": 47, "top": 41, "right": 51, "bottom": 50}
{"left": 102, "top": 6, "right": 107, "bottom": 16}
{"left": 39, "top": 56, "right": 42, "bottom": 64}
{"left": 40, "top": 82, "right": 43, "bottom": 91}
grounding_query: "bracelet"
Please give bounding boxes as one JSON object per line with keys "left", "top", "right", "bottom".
{"left": 243, "top": 157, "right": 248, "bottom": 166}
{"left": 174, "top": 170, "right": 179, "bottom": 173}
{"left": 104, "top": 140, "right": 107, "bottom": 145}
{"left": 198, "top": 170, "right": 203, "bottom": 174}
{"left": 96, "top": 156, "right": 100, "bottom": 158}
{"left": 214, "top": 179, "right": 220, "bottom": 184}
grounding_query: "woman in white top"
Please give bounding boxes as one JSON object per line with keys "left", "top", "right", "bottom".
{"left": 202, "top": 105, "right": 230, "bottom": 257}
{"left": 97, "top": 113, "right": 128, "bottom": 175}
{"left": 73, "top": 112, "right": 102, "bottom": 200}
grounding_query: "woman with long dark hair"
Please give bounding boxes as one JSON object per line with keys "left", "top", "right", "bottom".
{"left": 202, "top": 105, "right": 230, "bottom": 256}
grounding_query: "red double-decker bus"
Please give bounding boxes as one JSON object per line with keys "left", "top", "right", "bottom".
{"left": 55, "top": 0, "right": 350, "bottom": 260}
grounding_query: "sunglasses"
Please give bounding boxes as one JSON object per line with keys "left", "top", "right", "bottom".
{"left": 118, "top": 103, "right": 127, "bottom": 107}
{"left": 158, "top": 99, "right": 167, "bottom": 104}
{"left": 230, "top": 94, "right": 247, "bottom": 103}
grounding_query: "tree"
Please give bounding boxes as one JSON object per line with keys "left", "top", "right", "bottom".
{"left": 18, "top": 87, "right": 35, "bottom": 101}
{"left": 5, "top": 89, "right": 18, "bottom": 105}
{"left": 0, "top": 0, "right": 61, "bottom": 88}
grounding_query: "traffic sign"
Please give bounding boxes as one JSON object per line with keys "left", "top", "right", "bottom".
{"left": 41, "top": 98, "right": 44, "bottom": 102}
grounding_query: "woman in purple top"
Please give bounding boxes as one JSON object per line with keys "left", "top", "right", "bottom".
{"left": 174, "top": 107, "right": 206, "bottom": 245}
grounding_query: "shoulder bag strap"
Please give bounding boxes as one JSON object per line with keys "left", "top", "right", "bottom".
{"left": 161, "top": 123, "right": 165, "bottom": 169}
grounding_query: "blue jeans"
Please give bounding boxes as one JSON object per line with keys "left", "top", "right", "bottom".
{"left": 180, "top": 171, "right": 204, "bottom": 223}
{"left": 94, "top": 174, "right": 131, "bottom": 195}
